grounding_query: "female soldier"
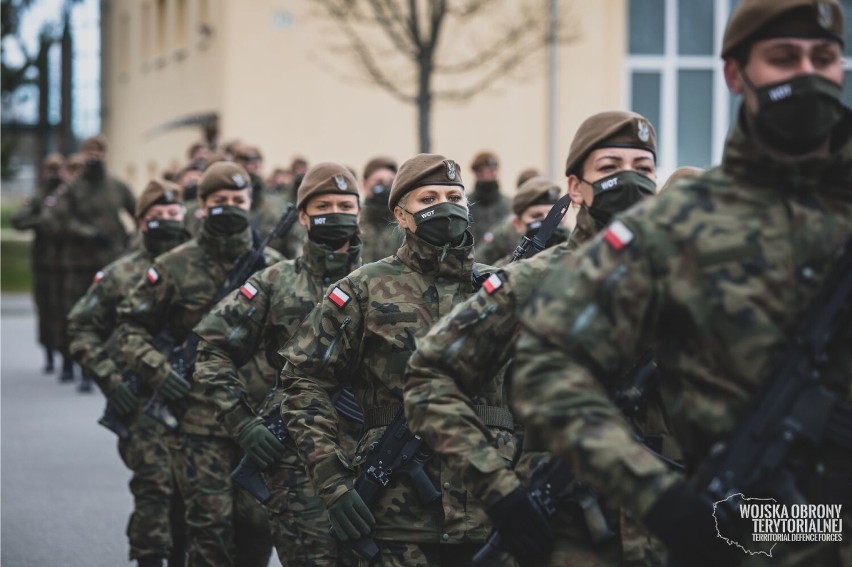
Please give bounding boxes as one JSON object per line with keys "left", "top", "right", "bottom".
{"left": 405, "top": 111, "right": 677, "bottom": 566}
{"left": 279, "top": 154, "right": 516, "bottom": 566}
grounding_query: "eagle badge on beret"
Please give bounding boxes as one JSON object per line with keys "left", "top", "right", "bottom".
{"left": 637, "top": 120, "right": 650, "bottom": 143}
{"left": 446, "top": 160, "right": 457, "bottom": 180}
{"left": 163, "top": 189, "right": 174, "bottom": 202}
{"left": 817, "top": 0, "right": 833, "bottom": 29}
{"left": 334, "top": 174, "right": 348, "bottom": 190}
{"left": 232, "top": 173, "right": 246, "bottom": 187}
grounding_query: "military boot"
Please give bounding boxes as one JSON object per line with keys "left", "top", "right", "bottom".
{"left": 136, "top": 556, "right": 165, "bottom": 567}
{"left": 43, "top": 347, "right": 55, "bottom": 374}
{"left": 77, "top": 373, "right": 93, "bottom": 393}
{"left": 59, "top": 355, "right": 75, "bottom": 383}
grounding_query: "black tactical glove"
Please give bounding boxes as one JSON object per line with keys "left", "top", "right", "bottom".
{"left": 643, "top": 482, "right": 746, "bottom": 567}
{"left": 107, "top": 380, "right": 139, "bottom": 415}
{"left": 485, "top": 486, "right": 554, "bottom": 560}
{"left": 328, "top": 488, "right": 375, "bottom": 541}
{"left": 158, "top": 370, "right": 190, "bottom": 401}
{"left": 236, "top": 418, "right": 286, "bottom": 468}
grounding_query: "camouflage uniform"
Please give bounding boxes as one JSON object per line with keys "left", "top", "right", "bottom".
{"left": 12, "top": 182, "right": 65, "bottom": 355}
{"left": 405, "top": 213, "right": 670, "bottom": 566}
{"left": 279, "top": 231, "right": 516, "bottom": 566}
{"left": 194, "top": 237, "right": 362, "bottom": 566}
{"left": 475, "top": 216, "right": 518, "bottom": 266}
{"left": 54, "top": 171, "right": 135, "bottom": 353}
{"left": 248, "top": 183, "right": 306, "bottom": 260}
{"left": 68, "top": 242, "right": 189, "bottom": 563}
{"left": 511, "top": 115, "right": 852, "bottom": 566}
{"left": 117, "top": 222, "right": 281, "bottom": 567}
{"left": 468, "top": 185, "right": 512, "bottom": 246}
{"left": 359, "top": 198, "right": 402, "bottom": 263}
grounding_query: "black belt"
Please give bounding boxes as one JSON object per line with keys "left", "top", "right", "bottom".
{"left": 364, "top": 404, "right": 515, "bottom": 432}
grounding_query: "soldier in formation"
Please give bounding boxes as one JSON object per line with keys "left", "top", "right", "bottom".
{"left": 67, "top": 179, "right": 191, "bottom": 567}
{"left": 467, "top": 151, "right": 512, "bottom": 246}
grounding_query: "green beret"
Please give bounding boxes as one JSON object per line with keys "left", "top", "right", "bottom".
{"left": 389, "top": 153, "right": 464, "bottom": 211}
{"left": 564, "top": 111, "right": 656, "bottom": 177}
{"left": 512, "top": 176, "right": 562, "bottom": 216}
{"left": 362, "top": 156, "right": 398, "bottom": 181}
{"left": 296, "top": 162, "right": 360, "bottom": 209}
{"left": 471, "top": 151, "right": 499, "bottom": 171}
{"left": 198, "top": 162, "right": 252, "bottom": 200}
{"left": 136, "top": 179, "right": 184, "bottom": 219}
{"left": 722, "top": 0, "right": 844, "bottom": 59}
{"left": 80, "top": 134, "right": 108, "bottom": 152}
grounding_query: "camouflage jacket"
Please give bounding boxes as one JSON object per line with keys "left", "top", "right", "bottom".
{"left": 116, "top": 223, "right": 282, "bottom": 437}
{"left": 476, "top": 216, "right": 519, "bottom": 266}
{"left": 567, "top": 206, "right": 598, "bottom": 252}
{"left": 249, "top": 188, "right": 306, "bottom": 259}
{"left": 359, "top": 198, "right": 402, "bottom": 263}
{"left": 468, "top": 189, "right": 512, "bottom": 246}
{"left": 193, "top": 237, "right": 361, "bottom": 435}
{"left": 279, "top": 231, "right": 513, "bottom": 543}
{"left": 53, "top": 173, "right": 136, "bottom": 269}
{"left": 11, "top": 183, "right": 66, "bottom": 269}
{"left": 513, "top": 115, "right": 852, "bottom": 524}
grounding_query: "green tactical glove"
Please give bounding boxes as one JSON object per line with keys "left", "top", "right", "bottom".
{"left": 329, "top": 488, "right": 375, "bottom": 541}
{"left": 236, "top": 418, "right": 286, "bottom": 468}
{"left": 107, "top": 380, "right": 139, "bottom": 415}
{"left": 158, "top": 370, "right": 191, "bottom": 401}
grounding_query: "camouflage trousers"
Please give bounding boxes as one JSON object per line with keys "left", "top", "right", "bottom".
{"left": 117, "top": 413, "right": 185, "bottom": 562}
{"left": 171, "top": 433, "right": 274, "bottom": 567}
{"left": 365, "top": 541, "right": 482, "bottom": 567}
{"left": 263, "top": 448, "right": 351, "bottom": 567}
{"left": 514, "top": 451, "right": 666, "bottom": 567}
{"left": 32, "top": 265, "right": 61, "bottom": 350}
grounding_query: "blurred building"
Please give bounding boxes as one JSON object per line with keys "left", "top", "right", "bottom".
{"left": 101, "top": 0, "right": 852, "bottom": 192}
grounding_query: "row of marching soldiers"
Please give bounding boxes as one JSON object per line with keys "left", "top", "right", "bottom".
{"left": 40, "top": 0, "right": 852, "bottom": 564}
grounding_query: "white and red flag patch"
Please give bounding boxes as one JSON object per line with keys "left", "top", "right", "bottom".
{"left": 603, "top": 220, "right": 635, "bottom": 251}
{"left": 93, "top": 271, "right": 105, "bottom": 283}
{"left": 240, "top": 282, "right": 259, "bottom": 300}
{"left": 482, "top": 273, "right": 503, "bottom": 295}
{"left": 146, "top": 267, "right": 160, "bottom": 284}
{"left": 328, "top": 286, "right": 351, "bottom": 308}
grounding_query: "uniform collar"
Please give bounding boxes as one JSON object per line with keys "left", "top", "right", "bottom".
{"left": 396, "top": 230, "right": 476, "bottom": 280}
{"left": 567, "top": 206, "right": 598, "bottom": 251}
{"left": 301, "top": 237, "right": 362, "bottom": 282}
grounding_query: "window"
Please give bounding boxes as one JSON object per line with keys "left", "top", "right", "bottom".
{"left": 176, "top": 0, "right": 188, "bottom": 48}
{"left": 156, "top": 0, "right": 168, "bottom": 57}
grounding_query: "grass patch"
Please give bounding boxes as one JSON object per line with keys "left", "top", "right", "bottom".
{"left": 1, "top": 238, "right": 33, "bottom": 292}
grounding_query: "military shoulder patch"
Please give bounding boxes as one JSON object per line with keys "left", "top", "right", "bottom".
{"left": 93, "top": 271, "right": 105, "bottom": 283}
{"left": 328, "top": 286, "right": 351, "bottom": 308}
{"left": 146, "top": 267, "right": 160, "bottom": 284}
{"left": 482, "top": 273, "right": 504, "bottom": 295}
{"left": 603, "top": 220, "right": 634, "bottom": 251}
{"left": 240, "top": 282, "right": 258, "bottom": 300}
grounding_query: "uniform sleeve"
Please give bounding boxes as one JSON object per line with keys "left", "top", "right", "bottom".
{"left": 11, "top": 199, "right": 41, "bottom": 231}
{"left": 194, "top": 272, "right": 271, "bottom": 434}
{"left": 404, "top": 282, "right": 521, "bottom": 509}
{"left": 115, "top": 262, "right": 177, "bottom": 390}
{"left": 279, "top": 278, "right": 364, "bottom": 506}
{"left": 68, "top": 272, "right": 123, "bottom": 395}
{"left": 513, "top": 220, "right": 682, "bottom": 518}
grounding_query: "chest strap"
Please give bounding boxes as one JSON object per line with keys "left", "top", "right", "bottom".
{"left": 364, "top": 404, "right": 515, "bottom": 432}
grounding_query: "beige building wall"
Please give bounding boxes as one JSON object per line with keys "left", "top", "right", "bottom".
{"left": 104, "top": 0, "right": 626, "bottom": 195}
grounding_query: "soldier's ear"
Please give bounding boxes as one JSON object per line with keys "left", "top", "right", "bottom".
{"left": 566, "top": 175, "right": 585, "bottom": 206}
{"left": 297, "top": 208, "right": 311, "bottom": 229}
{"left": 724, "top": 58, "right": 745, "bottom": 95}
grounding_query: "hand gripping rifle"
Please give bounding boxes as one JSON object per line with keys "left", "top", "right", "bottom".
{"left": 510, "top": 194, "right": 572, "bottom": 263}
{"left": 697, "top": 238, "right": 852, "bottom": 523}
{"left": 144, "top": 204, "right": 300, "bottom": 429}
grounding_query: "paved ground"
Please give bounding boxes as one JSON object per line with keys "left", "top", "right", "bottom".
{"left": 0, "top": 293, "right": 283, "bottom": 566}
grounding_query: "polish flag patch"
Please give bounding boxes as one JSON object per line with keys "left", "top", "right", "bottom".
{"left": 240, "top": 282, "right": 259, "bottom": 300}
{"left": 93, "top": 271, "right": 105, "bottom": 283}
{"left": 603, "top": 220, "right": 635, "bottom": 251}
{"left": 328, "top": 286, "right": 351, "bottom": 308}
{"left": 482, "top": 273, "right": 503, "bottom": 295}
{"left": 146, "top": 267, "right": 160, "bottom": 284}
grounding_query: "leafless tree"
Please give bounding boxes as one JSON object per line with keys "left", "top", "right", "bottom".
{"left": 314, "top": 0, "right": 578, "bottom": 152}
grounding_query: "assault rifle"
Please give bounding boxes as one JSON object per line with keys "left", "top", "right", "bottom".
{"left": 144, "top": 204, "right": 300, "bottom": 429}
{"left": 697, "top": 239, "right": 852, "bottom": 520}
{"left": 472, "top": 457, "right": 614, "bottom": 566}
{"left": 340, "top": 408, "right": 440, "bottom": 560}
{"left": 510, "top": 195, "right": 571, "bottom": 263}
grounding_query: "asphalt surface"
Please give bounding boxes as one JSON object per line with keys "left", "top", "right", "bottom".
{"left": 0, "top": 293, "right": 283, "bottom": 566}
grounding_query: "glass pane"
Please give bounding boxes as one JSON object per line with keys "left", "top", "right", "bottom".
{"left": 628, "top": 0, "right": 665, "bottom": 54}
{"left": 678, "top": 70, "right": 713, "bottom": 167}
{"left": 843, "top": 0, "right": 852, "bottom": 56}
{"left": 678, "top": 0, "right": 713, "bottom": 55}
{"left": 631, "top": 72, "right": 662, "bottom": 142}
{"left": 843, "top": 71, "right": 852, "bottom": 108}
{"left": 729, "top": 93, "right": 742, "bottom": 133}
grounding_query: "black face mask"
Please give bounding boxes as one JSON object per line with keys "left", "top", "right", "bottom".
{"left": 183, "top": 183, "right": 198, "bottom": 200}
{"left": 474, "top": 180, "right": 500, "bottom": 204}
{"left": 746, "top": 73, "right": 844, "bottom": 155}
{"left": 83, "top": 158, "right": 105, "bottom": 180}
{"left": 143, "top": 219, "right": 191, "bottom": 255}
{"left": 205, "top": 205, "right": 250, "bottom": 236}
{"left": 308, "top": 213, "right": 359, "bottom": 250}
{"left": 524, "top": 220, "right": 569, "bottom": 248}
{"left": 367, "top": 183, "right": 391, "bottom": 207}
{"left": 45, "top": 177, "right": 63, "bottom": 191}
{"left": 406, "top": 202, "right": 470, "bottom": 247}
{"left": 585, "top": 171, "right": 656, "bottom": 230}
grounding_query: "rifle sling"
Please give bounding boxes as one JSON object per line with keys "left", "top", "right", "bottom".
{"left": 364, "top": 404, "right": 514, "bottom": 431}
